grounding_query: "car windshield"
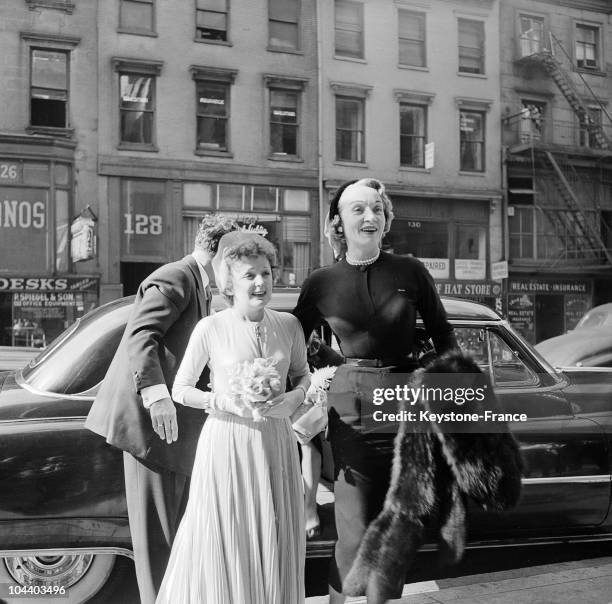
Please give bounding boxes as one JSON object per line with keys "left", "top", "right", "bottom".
{"left": 577, "top": 311, "right": 612, "bottom": 329}
{"left": 21, "top": 298, "right": 133, "bottom": 395}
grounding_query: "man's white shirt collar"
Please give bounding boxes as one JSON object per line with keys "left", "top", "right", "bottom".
{"left": 191, "top": 253, "right": 210, "bottom": 288}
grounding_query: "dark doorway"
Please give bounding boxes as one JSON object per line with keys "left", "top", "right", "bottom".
{"left": 535, "top": 294, "right": 564, "bottom": 343}
{"left": 120, "top": 262, "right": 163, "bottom": 297}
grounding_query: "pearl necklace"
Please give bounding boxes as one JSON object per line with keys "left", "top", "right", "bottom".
{"left": 345, "top": 249, "right": 381, "bottom": 266}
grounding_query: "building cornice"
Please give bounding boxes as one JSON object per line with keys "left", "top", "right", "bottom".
{"left": 98, "top": 155, "right": 318, "bottom": 188}
{"left": 20, "top": 31, "right": 81, "bottom": 47}
{"left": 190, "top": 65, "right": 238, "bottom": 83}
{"left": 263, "top": 74, "right": 309, "bottom": 90}
{"left": 112, "top": 57, "right": 164, "bottom": 75}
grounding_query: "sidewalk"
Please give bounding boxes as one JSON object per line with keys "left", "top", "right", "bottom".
{"left": 306, "top": 556, "right": 612, "bottom": 604}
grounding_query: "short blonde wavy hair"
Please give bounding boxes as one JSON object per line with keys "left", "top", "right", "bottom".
{"left": 324, "top": 178, "right": 395, "bottom": 258}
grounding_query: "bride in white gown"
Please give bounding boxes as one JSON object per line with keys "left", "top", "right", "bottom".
{"left": 156, "top": 232, "right": 310, "bottom": 604}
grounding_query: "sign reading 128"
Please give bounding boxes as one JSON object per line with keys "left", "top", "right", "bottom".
{"left": 124, "top": 213, "right": 163, "bottom": 235}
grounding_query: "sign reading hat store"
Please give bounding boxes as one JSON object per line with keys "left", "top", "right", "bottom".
{"left": 0, "top": 188, "right": 48, "bottom": 271}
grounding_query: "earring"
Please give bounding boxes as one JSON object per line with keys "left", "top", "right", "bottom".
{"left": 336, "top": 225, "right": 344, "bottom": 234}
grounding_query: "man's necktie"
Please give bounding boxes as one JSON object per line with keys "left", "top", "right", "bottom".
{"left": 201, "top": 284, "right": 212, "bottom": 317}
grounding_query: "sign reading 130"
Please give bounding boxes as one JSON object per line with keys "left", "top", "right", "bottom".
{"left": 124, "top": 213, "right": 163, "bottom": 235}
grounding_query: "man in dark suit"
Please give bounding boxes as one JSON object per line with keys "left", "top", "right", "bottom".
{"left": 85, "top": 216, "right": 237, "bottom": 604}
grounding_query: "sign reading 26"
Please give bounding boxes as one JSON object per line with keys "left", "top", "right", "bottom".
{"left": 124, "top": 213, "right": 163, "bottom": 235}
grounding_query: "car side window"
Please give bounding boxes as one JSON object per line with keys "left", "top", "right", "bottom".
{"left": 455, "top": 327, "right": 490, "bottom": 374}
{"left": 455, "top": 327, "right": 537, "bottom": 387}
{"left": 488, "top": 331, "right": 538, "bottom": 387}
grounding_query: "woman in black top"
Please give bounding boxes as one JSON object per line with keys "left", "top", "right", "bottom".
{"left": 294, "top": 178, "right": 457, "bottom": 604}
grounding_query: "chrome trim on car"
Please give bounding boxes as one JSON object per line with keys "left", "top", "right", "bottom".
{"left": 0, "top": 547, "right": 134, "bottom": 560}
{"left": 522, "top": 475, "right": 611, "bottom": 485}
{"left": 14, "top": 373, "right": 95, "bottom": 401}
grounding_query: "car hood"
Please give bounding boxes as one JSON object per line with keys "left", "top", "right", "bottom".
{"left": 535, "top": 329, "right": 612, "bottom": 367}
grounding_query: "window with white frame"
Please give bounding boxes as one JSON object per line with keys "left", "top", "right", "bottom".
{"left": 519, "top": 14, "right": 544, "bottom": 57}
{"left": 196, "top": 81, "right": 230, "bottom": 151}
{"left": 399, "top": 104, "right": 426, "bottom": 167}
{"left": 119, "top": 0, "right": 155, "bottom": 33}
{"left": 196, "top": 0, "right": 228, "bottom": 42}
{"left": 458, "top": 18, "right": 484, "bottom": 74}
{"left": 191, "top": 66, "right": 237, "bottom": 154}
{"left": 119, "top": 73, "right": 156, "bottom": 145}
{"left": 575, "top": 23, "right": 600, "bottom": 70}
{"left": 459, "top": 110, "right": 485, "bottom": 172}
{"left": 269, "top": 0, "right": 300, "bottom": 51}
{"left": 336, "top": 96, "right": 364, "bottom": 162}
{"left": 270, "top": 89, "right": 299, "bottom": 156}
{"left": 335, "top": 0, "right": 364, "bottom": 59}
{"left": 30, "top": 49, "right": 69, "bottom": 128}
{"left": 398, "top": 10, "right": 426, "bottom": 67}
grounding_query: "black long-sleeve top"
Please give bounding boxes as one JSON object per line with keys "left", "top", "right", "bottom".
{"left": 294, "top": 252, "right": 457, "bottom": 361}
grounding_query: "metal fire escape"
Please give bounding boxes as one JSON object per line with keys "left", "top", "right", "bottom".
{"left": 513, "top": 32, "right": 612, "bottom": 266}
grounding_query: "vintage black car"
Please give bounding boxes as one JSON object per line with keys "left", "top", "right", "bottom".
{"left": 1, "top": 293, "right": 612, "bottom": 603}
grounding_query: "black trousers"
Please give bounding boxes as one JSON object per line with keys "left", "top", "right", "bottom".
{"left": 123, "top": 453, "right": 190, "bottom": 604}
{"left": 325, "top": 363, "right": 404, "bottom": 596}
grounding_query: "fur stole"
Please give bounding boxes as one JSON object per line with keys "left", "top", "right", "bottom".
{"left": 343, "top": 351, "right": 523, "bottom": 603}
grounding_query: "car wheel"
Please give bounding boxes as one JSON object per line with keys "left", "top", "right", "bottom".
{"left": 0, "top": 553, "right": 116, "bottom": 603}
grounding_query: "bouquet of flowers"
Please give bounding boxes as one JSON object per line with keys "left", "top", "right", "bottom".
{"left": 227, "top": 357, "right": 283, "bottom": 421}
{"left": 291, "top": 365, "right": 337, "bottom": 444}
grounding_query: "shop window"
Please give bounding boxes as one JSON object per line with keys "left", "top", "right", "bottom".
{"left": 518, "top": 14, "right": 544, "bottom": 58}
{"left": 270, "top": 89, "right": 299, "bottom": 156}
{"left": 218, "top": 183, "right": 243, "bottom": 210}
{"left": 398, "top": 10, "right": 426, "bottom": 67}
{"left": 121, "top": 179, "right": 167, "bottom": 259}
{"left": 400, "top": 104, "right": 426, "bottom": 167}
{"left": 23, "top": 162, "right": 50, "bottom": 185}
{"left": 30, "top": 49, "right": 69, "bottom": 129}
{"left": 456, "top": 225, "right": 486, "bottom": 260}
{"left": 196, "top": 0, "right": 228, "bottom": 42}
{"left": 55, "top": 189, "right": 69, "bottom": 272}
{"left": 54, "top": 164, "right": 70, "bottom": 186}
{"left": 385, "top": 219, "right": 448, "bottom": 259}
{"left": 183, "top": 182, "right": 214, "bottom": 209}
{"left": 458, "top": 18, "right": 484, "bottom": 74}
{"left": 251, "top": 186, "right": 277, "bottom": 212}
{"left": 119, "top": 0, "right": 155, "bottom": 34}
{"left": 269, "top": 0, "right": 299, "bottom": 51}
{"left": 459, "top": 110, "right": 485, "bottom": 172}
{"left": 336, "top": 96, "right": 364, "bottom": 162}
{"left": 282, "top": 189, "right": 310, "bottom": 212}
{"left": 335, "top": 0, "right": 364, "bottom": 59}
{"left": 575, "top": 23, "right": 600, "bottom": 70}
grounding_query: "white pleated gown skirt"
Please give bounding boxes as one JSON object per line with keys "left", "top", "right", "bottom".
{"left": 156, "top": 412, "right": 305, "bottom": 604}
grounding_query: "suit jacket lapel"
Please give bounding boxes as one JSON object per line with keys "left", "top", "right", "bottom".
{"left": 184, "top": 255, "right": 209, "bottom": 318}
